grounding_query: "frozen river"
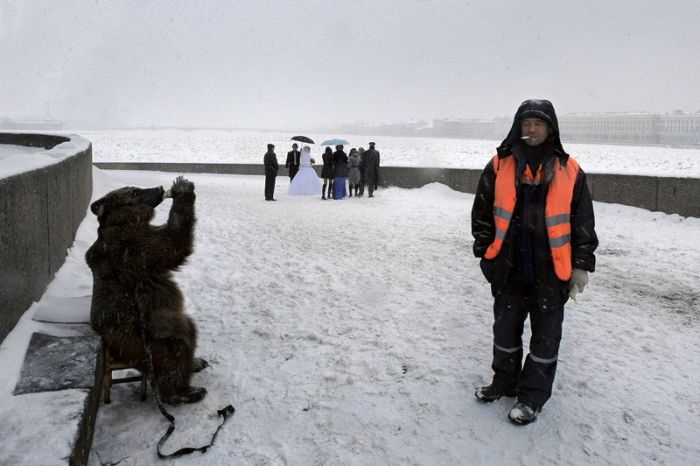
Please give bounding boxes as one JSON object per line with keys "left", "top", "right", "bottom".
{"left": 71, "top": 128, "right": 700, "bottom": 177}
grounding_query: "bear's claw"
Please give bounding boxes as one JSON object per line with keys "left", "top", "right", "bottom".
{"left": 171, "top": 176, "right": 195, "bottom": 196}
{"left": 192, "top": 357, "right": 209, "bottom": 373}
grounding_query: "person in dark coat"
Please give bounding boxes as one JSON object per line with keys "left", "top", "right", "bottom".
{"left": 347, "top": 148, "right": 362, "bottom": 197}
{"left": 285, "top": 143, "right": 301, "bottom": 181}
{"left": 332, "top": 145, "right": 348, "bottom": 199}
{"left": 263, "top": 143, "right": 279, "bottom": 201}
{"left": 369, "top": 142, "right": 380, "bottom": 190}
{"left": 471, "top": 99, "right": 598, "bottom": 425}
{"left": 362, "top": 142, "right": 380, "bottom": 198}
{"left": 321, "top": 146, "right": 334, "bottom": 200}
{"left": 357, "top": 147, "right": 367, "bottom": 197}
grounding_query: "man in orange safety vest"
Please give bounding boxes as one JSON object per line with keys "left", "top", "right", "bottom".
{"left": 471, "top": 99, "right": 598, "bottom": 425}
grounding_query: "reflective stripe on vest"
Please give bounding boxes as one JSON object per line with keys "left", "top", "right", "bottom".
{"left": 483, "top": 154, "right": 579, "bottom": 281}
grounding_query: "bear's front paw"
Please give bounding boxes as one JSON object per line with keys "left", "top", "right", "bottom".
{"left": 170, "top": 176, "right": 195, "bottom": 197}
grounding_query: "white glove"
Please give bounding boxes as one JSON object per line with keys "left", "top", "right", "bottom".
{"left": 569, "top": 268, "right": 589, "bottom": 300}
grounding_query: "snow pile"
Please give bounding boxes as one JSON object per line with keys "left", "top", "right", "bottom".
{"left": 0, "top": 136, "right": 91, "bottom": 179}
{"left": 0, "top": 144, "right": 53, "bottom": 178}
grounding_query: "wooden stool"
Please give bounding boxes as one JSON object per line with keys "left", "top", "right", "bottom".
{"left": 103, "top": 347, "right": 148, "bottom": 404}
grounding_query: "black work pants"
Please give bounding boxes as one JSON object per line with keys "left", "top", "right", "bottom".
{"left": 491, "top": 285, "right": 564, "bottom": 409}
{"left": 366, "top": 175, "right": 375, "bottom": 197}
{"left": 265, "top": 175, "right": 276, "bottom": 200}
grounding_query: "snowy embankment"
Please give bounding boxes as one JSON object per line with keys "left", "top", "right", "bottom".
{"left": 77, "top": 169, "right": 699, "bottom": 465}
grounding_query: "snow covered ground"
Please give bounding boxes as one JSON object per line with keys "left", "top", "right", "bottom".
{"left": 1, "top": 129, "right": 699, "bottom": 464}
{"left": 76, "top": 128, "right": 700, "bottom": 177}
{"left": 6, "top": 167, "right": 695, "bottom": 465}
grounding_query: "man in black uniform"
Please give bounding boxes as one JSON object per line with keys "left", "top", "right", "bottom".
{"left": 362, "top": 142, "right": 380, "bottom": 198}
{"left": 263, "top": 143, "right": 279, "bottom": 201}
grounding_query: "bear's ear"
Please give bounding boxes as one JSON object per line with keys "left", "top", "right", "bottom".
{"left": 91, "top": 199, "right": 105, "bottom": 218}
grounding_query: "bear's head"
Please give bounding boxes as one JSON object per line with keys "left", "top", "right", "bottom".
{"left": 90, "top": 185, "right": 165, "bottom": 226}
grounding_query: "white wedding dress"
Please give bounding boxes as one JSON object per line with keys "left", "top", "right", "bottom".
{"left": 288, "top": 147, "right": 322, "bottom": 195}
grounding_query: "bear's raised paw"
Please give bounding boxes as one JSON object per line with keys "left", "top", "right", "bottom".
{"left": 170, "top": 176, "right": 195, "bottom": 196}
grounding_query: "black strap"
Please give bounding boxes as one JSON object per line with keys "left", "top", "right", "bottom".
{"left": 138, "top": 302, "right": 234, "bottom": 459}
{"left": 156, "top": 404, "right": 235, "bottom": 459}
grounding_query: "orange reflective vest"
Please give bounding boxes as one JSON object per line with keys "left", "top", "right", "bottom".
{"left": 483, "top": 154, "right": 580, "bottom": 281}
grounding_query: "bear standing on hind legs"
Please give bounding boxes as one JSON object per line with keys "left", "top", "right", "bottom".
{"left": 86, "top": 176, "right": 208, "bottom": 404}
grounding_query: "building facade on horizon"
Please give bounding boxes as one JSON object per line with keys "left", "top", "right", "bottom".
{"left": 432, "top": 112, "right": 700, "bottom": 146}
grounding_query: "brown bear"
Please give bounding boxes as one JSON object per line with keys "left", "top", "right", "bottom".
{"left": 86, "top": 176, "right": 207, "bottom": 404}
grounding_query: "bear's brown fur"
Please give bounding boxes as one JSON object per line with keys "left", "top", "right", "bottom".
{"left": 86, "top": 177, "right": 207, "bottom": 404}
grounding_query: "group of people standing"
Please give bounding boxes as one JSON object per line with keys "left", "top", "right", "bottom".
{"left": 320, "top": 142, "right": 380, "bottom": 200}
{"left": 263, "top": 141, "right": 380, "bottom": 201}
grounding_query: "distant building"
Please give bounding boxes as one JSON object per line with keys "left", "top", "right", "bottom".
{"left": 332, "top": 119, "right": 431, "bottom": 138}
{"left": 432, "top": 118, "right": 496, "bottom": 139}
{"left": 658, "top": 113, "right": 700, "bottom": 146}
{"left": 431, "top": 112, "right": 700, "bottom": 147}
{"left": 558, "top": 113, "right": 660, "bottom": 145}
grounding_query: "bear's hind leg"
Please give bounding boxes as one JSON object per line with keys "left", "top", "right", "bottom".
{"left": 150, "top": 337, "right": 207, "bottom": 404}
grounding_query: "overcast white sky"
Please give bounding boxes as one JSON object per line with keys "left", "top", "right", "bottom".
{"left": 2, "top": 0, "right": 699, "bottom": 129}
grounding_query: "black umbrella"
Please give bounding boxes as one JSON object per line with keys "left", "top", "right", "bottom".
{"left": 291, "top": 135, "right": 314, "bottom": 144}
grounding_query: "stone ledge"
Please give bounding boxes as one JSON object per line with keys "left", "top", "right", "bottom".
{"left": 0, "top": 323, "right": 102, "bottom": 466}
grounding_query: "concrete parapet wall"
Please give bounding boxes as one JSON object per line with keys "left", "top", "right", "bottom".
{"left": 95, "top": 161, "right": 263, "bottom": 176}
{"left": 94, "top": 162, "right": 700, "bottom": 218}
{"left": 656, "top": 177, "right": 700, "bottom": 218}
{"left": 377, "top": 166, "right": 482, "bottom": 195}
{"left": 0, "top": 132, "right": 70, "bottom": 149}
{"left": 0, "top": 133, "right": 93, "bottom": 342}
{"left": 586, "top": 174, "right": 659, "bottom": 212}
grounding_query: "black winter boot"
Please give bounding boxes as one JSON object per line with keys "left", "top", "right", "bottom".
{"left": 508, "top": 400, "right": 540, "bottom": 425}
{"left": 475, "top": 382, "right": 517, "bottom": 402}
{"left": 322, "top": 183, "right": 327, "bottom": 200}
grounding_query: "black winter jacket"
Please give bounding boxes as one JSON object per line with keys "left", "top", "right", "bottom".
{"left": 321, "top": 151, "right": 334, "bottom": 179}
{"left": 361, "top": 149, "right": 380, "bottom": 181}
{"left": 473, "top": 98, "right": 598, "bottom": 308}
{"left": 471, "top": 149, "right": 598, "bottom": 308}
{"left": 264, "top": 151, "right": 279, "bottom": 176}
{"left": 285, "top": 150, "right": 300, "bottom": 169}
{"left": 332, "top": 150, "right": 348, "bottom": 177}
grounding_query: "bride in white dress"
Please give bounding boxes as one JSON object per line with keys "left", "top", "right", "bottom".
{"left": 288, "top": 145, "right": 322, "bottom": 195}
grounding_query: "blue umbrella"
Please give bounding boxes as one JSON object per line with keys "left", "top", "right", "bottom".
{"left": 320, "top": 138, "right": 350, "bottom": 146}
